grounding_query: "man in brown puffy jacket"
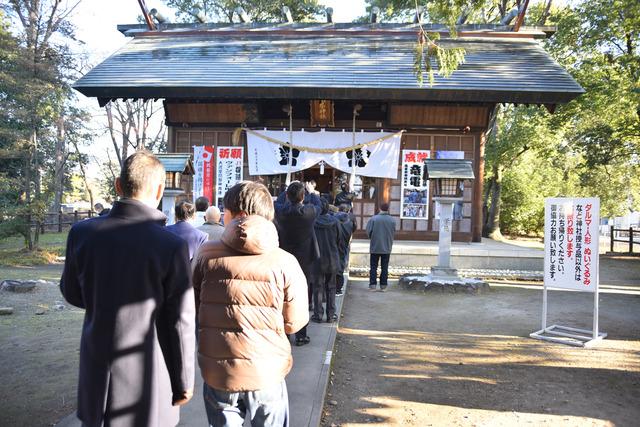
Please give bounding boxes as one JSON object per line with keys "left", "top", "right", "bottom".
{"left": 192, "top": 181, "right": 309, "bottom": 427}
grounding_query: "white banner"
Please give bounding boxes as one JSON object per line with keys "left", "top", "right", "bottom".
{"left": 544, "top": 198, "right": 600, "bottom": 292}
{"left": 215, "top": 147, "right": 244, "bottom": 210}
{"left": 246, "top": 129, "right": 402, "bottom": 179}
{"left": 400, "top": 149, "right": 430, "bottom": 219}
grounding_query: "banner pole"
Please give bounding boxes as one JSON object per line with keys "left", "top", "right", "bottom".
{"left": 542, "top": 284, "right": 548, "bottom": 331}
{"left": 286, "top": 104, "right": 292, "bottom": 185}
{"left": 593, "top": 252, "right": 600, "bottom": 339}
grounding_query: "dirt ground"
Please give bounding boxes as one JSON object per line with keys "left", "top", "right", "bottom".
{"left": 0, "top": 264, "right": 83, "bottom": 426}
{"left": 322, "top": 259, "right": 640, "bottom": 427}
{"left": 0, "top": 258, "right": 638, "bottom": 426}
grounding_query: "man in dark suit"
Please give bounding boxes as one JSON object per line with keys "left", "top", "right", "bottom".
{"left": 166, "top": 200, "right": 208, "bottom": 260}
{"left": 60, "top": 151, "right": 196, "bottom": 427}
{"left": 275, "top": 181, "right": 319, "bottom": 346}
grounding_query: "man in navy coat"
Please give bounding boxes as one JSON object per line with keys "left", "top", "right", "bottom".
{"left": 166, "top": 201, "right": 208, "bottom": 260}
{"left": 60, "top": 151, "right": 196, "bottom": 427}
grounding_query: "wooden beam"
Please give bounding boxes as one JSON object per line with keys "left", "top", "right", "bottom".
{"left": 137, "top": 0, "right": 157, "bottom": 31}
{"left": 513, "top": 0, "right": 531, "bottom": 32}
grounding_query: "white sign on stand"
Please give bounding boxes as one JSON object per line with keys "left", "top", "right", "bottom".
{"left": 530, "top": 197, "right": 607, "bottom": 347}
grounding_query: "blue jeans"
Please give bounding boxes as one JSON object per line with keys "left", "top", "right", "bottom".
{"left": 369, "top": 253, "right": 390, "bottom": 289}
{"left": 203, "top": 380, "right": 289, "bottom": 427}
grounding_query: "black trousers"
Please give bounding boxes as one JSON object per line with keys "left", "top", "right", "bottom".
{"left": 369, "top": 253, "right": 390, "bottom": 289}
{"left": 313, "top": 273, "right": 336, "bottom": 320}
{"left": 296, "top": 267, "right": 312, "bottom": 341}
{"left": 335, "top": 273, "right": 344, "bottom": 293}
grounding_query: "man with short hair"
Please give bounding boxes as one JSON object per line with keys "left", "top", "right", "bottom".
{"left": 93, "top": 202, "right": 110, "bottom": 216}
{"left": 193, "top": 181, "right": 309, "bottom": 426}
{"left": 167, "top": 200, "right": 208, "bottom": 260}
{"left": 197, "top": 206, "right": 224, "bottom": 241}
{"left": 60, "top": 151, "right": 196, "bottom": 427}
{"left": 276, "top": 181, "right": 319, "bottom": 346}
{"left": 335, "top": 183, "right": 355, "bottom": 209}
{"left": 366, "top": 202, "right": 396, "bottom": 292}
{"left": 190, "top": 196, "right": 209, "bottom": 226}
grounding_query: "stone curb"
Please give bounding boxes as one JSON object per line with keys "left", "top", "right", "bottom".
{"left": 349, "top": 266, "right": 543, "bottom": 282}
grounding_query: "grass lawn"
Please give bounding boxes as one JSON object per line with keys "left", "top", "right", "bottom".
{"left": 0, "top": 232, "right": 68, "bottom": 267}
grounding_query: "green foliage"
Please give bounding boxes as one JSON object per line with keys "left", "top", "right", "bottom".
{"left": 0, "top": 3, "right": 92, "bottom": 247}
{"left": 483, "top": 0, "right": 640, "bottom": 236}
{"left": 413, "top": 31, "right": 465, "bottom": 86}
{"left": 163, "top": 0, "right": 325, "bottom": 23}
{"left": 364, "top": 0, "right": 523, "bottom": 23}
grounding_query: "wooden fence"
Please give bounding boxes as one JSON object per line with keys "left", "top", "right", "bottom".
{"left": 32, "top": 210, "right": 96, "bottom": 234}
{"left": 609, "top": 226, "right": 639, "bottom": 254}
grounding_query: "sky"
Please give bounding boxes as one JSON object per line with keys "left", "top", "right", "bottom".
{"left": 72, "top": 1, "right": 368, "bottom": 65}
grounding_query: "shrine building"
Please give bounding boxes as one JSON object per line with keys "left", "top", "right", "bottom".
{"left": 74, "top": 21, "right": 583, "bottom": 241}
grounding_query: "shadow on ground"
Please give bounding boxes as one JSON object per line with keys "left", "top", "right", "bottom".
{"left": 322, "top": 277, "right": 640, "bottom": 427}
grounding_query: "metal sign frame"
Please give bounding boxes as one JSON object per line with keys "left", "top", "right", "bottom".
{"left": 530, "top": 198, "right": 607, "bottom": 347}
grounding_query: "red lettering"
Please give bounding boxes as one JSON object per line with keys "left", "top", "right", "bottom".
{"left": 230, "top": 148, "right": 242, "bottom": 159}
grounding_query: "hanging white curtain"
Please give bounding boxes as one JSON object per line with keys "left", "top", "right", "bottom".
{"left": 246, "top": 129, "right": 402, "bottom": 179}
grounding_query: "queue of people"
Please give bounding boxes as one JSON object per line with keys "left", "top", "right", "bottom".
{"left": 59, "top": 150, "right": 392, "bottom": 427}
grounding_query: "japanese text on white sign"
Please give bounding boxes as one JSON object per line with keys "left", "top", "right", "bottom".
{"left": 216, "top": 146, "right": 244, "bottom": 210}
{"left": 544, "top": 198, "right": 600, "bottom": 292}
{"left": 400, "top": 150, "right": 430, "bottom": 220}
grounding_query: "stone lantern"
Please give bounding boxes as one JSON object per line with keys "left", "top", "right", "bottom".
{"left": 156, "top": 153, "right": 194, "bottom": 225}
{"left": 424, "top": 159, "right": 475, "bottom": 279}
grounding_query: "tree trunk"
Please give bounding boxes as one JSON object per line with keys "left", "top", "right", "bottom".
{"left": 32, "top": 128, "right": 40, "bottom": 248}
{"left": 52, "top": 116, "right": 66, "bottom": 215}
{"left": 486, "top": 164, "right": 504, "bottom": 240}
{"left": 538, "top": 0, "right": 553, "bottom": 26}
{"left": 482, "top": 176, "right": 494, "bottom": 237}
{"left": 24, "top": 152, "right": 33, "bottom": 250}
{"left": 72, "top": 139, "right": 94, "bottom": 209}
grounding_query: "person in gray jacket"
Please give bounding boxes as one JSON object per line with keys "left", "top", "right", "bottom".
{"left": 198, "top": 206, "right": 225, "bottom": 241}
{"left": 366, "top": 202, "right": 396, "bottom": 291}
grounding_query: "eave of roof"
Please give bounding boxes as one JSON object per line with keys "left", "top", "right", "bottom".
{"left": 116, "top": 23, "right": 556, "bottom": 39}
{"left": 74, "top": 24, "right": 583, "bottom": 107}
{"left": 425, "top": 159, "right": 476, "bottom": 180}
{"left": 156, "top": 153, "right": 193, "bottom": 173}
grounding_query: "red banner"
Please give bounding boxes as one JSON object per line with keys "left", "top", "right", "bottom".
{"left": 193, "top": 146, "right": 215, "bottom": 204}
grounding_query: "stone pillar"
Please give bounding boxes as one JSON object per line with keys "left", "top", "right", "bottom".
{"left": 162, "top": 189, "right": 184, "bottom": 225}
{"left": 438, "top": 201, "right": 454, "bottom": 268}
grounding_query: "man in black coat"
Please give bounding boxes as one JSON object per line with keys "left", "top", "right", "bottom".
{"left": 275, "top": 181, "right": 319, "bottom": 346}
{"left": 335, "top": 204, "right": 356, "bottom": 296}
{"left": 310, "top": 198, "right": 341, "bottom": 323}
{"left": 60, "top": 151, "right": 196, "bottom": 427}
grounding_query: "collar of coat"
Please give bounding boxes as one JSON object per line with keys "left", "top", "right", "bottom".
{"left": 221, "top": 215, "right": 279, "bottom": 255}
{"left": 109, "top": 198, "right": 167, "bottom": 225}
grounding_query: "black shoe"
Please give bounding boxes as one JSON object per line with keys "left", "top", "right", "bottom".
{"left": 295, "top": 336, "right": 311, "bottom": 346}
{"left": 336, "top": 290, "right": 344, "bottom": 296}
{"left": 310, "top": 315, "right": 323, "bottom": 323}
{"left": 327, "top": 314, "right": 338, "bottom": 323}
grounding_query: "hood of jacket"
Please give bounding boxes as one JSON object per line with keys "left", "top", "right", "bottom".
{"left": 314, "top": 213, "right": 337, "bottom": 229}
{"left": 221, "top": 215, "right": 279, "bottom": 255}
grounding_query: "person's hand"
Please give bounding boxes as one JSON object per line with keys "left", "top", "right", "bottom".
{"left": 172, "top": 389, "right": 194, "bottom": 406}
